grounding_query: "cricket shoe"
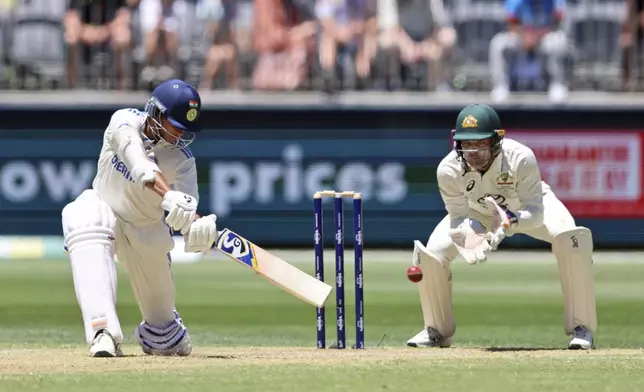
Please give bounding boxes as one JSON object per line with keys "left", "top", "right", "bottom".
{"left": 568, "top": 326, "right": 594, "bottom": 350}
{"left": 90, "top": 329, "right": 123, "bottom": 358}
{"left": 140, "top": 331, "right": 193, "bottom": 357}
{"left": 407, "top": 327, "right": 452, "bottom": 348}
{"left": 136, "top": 310, "right": 192, "bottom": 356}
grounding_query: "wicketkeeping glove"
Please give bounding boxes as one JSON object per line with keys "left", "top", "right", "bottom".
{"left": 448, "top": 218, "right": 491, "bottom": 265}
{"left": 484, "top": 197, "right": 518, "bottom": 250}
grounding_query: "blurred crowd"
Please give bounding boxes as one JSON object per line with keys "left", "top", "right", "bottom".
{"left": 0, "top": 0, "right": 639, "bottom": 102}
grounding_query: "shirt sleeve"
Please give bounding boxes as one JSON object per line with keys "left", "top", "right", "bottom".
{"left": 377, "top": 0, "right": 398, "bottom": 29}
{"left": 105, "top": 109, "right": 160, "bottom": 185}
{"left": 430, "top": 0, "right": 451, "bottom": 27}
{"left": 437, "top": 162, "right": 469, "bottom": 227}
{"left": 514, "top": 149, "right": 544, "bottom": 230}
{"left": 172, "top": 157, "right": 199, "bottom": 203}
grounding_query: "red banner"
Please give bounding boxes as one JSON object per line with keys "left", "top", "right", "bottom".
{"left": 512, "top": 131, "right": 643, "bottom": 218}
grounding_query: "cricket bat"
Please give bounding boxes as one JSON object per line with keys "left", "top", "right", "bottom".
{"left": 214, "top": 228, "right": 333, "bottom": 308}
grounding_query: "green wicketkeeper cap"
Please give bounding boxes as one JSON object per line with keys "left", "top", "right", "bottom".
{"left": 480, "top": 104, "right": 502, "bottom": 130}
{"left": 452, "top": 104, "right": 504, "bottom": 141}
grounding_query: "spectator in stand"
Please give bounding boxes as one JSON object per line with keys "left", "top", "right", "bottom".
{"left": 65, "top": 0, "right": 133, "bottom": 89}
{"left": 315, "top": 0, "right": 377, "bottom": 91}
{"left": 133, "top": 0, "right": 186, "bottom": 86}
{"left": 252, "top": 0, "right": 317, "bottom": 91}
{"left": 489, "top": 0, "right": 569, "bottom": 103}
{"left": 620, "top": 0, "right": 644, "bottom": 91}
{"left": 198, "top": 0, "right": 255, "bottom": 90}
{"left": 2, "top": 0, "right": 67, "bottom": 88}
{"left": 375, "top": 0, "right": 456, "bottom": 91}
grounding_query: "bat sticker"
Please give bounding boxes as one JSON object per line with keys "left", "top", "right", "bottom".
{"left": 215, "top": 229, "right": 260, "bottom": 271}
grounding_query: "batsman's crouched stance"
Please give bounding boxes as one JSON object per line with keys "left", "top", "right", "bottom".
{"left": 61, "top": 79, "right": 218, "bottom": 357}
{"left": 407, "top": 104, "right": 597, "bottom": 350}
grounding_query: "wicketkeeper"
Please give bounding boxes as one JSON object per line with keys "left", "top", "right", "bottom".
{"left": 407, "top": 104, "right": 597, "bottom": 350}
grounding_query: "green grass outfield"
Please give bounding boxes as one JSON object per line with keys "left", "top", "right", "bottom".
{"left": 0, "top": 249, "right": 643, "bottom": 391}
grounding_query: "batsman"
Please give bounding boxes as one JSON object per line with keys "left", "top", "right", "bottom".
{"left": 407, "top": 104, "right": 597, "bottom": 350}
{"left": 61, "top": 79, "right": 218, "bottom": 357}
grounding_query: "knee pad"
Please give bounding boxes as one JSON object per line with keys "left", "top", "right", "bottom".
{"left": 424, "top": 242, "right": 456, "bottom": 265}
{"left": 62, "top": 192, "right": 116, "bottom": 253}
{"left": 135, "top": 311, "right": 191, "bottom": 356}
{"left": 64, "top": 226, "right": 115, "bottom": 253}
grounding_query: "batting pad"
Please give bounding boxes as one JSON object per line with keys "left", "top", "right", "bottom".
{"left": 552, "top": 227, "right": 597, "bottom": 334}
{"left": 413, "top": 240, "right": 455, "bottom": 339}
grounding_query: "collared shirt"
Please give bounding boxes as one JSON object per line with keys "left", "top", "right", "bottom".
{"left": 437, "top": 138, "right": 550, "bottom": 231}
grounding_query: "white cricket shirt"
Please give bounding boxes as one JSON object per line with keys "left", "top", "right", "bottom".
{"left": 91, "top": 109, "right": 199, "bottom": 226}
{"left": 437, "top": 138, "right": 550, "bottom": 230}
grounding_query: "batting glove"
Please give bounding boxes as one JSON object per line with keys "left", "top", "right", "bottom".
{"left": 161, "top": 190, "right": 198, "bottom": 234}
{"left": 184, "top": 214, "right": 218, "bottom": 253}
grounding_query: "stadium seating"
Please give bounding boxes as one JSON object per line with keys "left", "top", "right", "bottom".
{"left": 0, "top": 0, "right": 637, "bottom": 93}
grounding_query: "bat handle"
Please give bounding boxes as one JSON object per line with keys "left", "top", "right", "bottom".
{"left": 209, "top": 230, "right": 224, "bottom": 249}
{"left": 181, "top": 213, "right": 221, "bottom": 250}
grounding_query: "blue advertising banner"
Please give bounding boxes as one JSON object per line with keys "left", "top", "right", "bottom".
{"left": 0, "top": 127, "right": 451, "bottom": 246}
{"left": 1, "top": 106, "right": 643, "bottom": 248}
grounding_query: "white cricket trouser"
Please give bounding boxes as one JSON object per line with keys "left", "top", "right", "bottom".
{"left": 414, "top": 190, "right": 597, "bottom": 338}
{"left": 61, "top": 189, "right": 178, "bottom": 345}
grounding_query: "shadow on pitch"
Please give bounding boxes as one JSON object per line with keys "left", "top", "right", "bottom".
{"left": 204, "top": 355, "right": 237, "bottom": 359}
{"left": 485, "top": 347, "right": 565, "bottom": 352}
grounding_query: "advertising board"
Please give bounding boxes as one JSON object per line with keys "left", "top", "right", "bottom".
{"left": 1, "top": 104, "right": 643, "bottom": 247}
{"left": 513, "top": 132, "right": 642, "bottom": 218}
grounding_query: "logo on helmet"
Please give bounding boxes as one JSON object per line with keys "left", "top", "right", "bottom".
{"left": 148, "top": 97, "right": 167, "bottom": 113}
{"left": 461, "top": 115, "right": 478, "bottom": 128}
{"left": 186, "top": 109, "right": 198, "bottom": 122}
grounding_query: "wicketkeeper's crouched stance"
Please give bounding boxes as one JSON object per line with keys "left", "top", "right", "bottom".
{"left": 407, "top": 104, "right": 597, "bottom": 350}
{"left": 61, "top": 79, "right": 218, "bottom": 357}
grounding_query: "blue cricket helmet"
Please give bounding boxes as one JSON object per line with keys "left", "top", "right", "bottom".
{"left": 146, "top": 79, "right": 202, "bottom": 133}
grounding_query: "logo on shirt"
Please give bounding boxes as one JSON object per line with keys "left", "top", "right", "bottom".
{"left": 495, "top": 172, "right": 514, "bottom": 190}
{"left": 461, "top": 115, "right": 478, "bottom": 128}
{"left": 466, "top": 180, "right": 475, "bottom": 191}
{"left": 111, "top": 154, "right": 134, "bottom": 183}
{"left": 478, "top": 193, "right": 506, "bottom": 208}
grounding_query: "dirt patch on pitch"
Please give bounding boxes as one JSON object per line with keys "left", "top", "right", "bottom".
{"left": 1, "top": 347, "right": 642, "bottom": 374}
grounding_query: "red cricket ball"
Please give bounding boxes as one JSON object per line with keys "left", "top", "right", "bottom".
{"left": 407, "top": 266, "right": 423, "bottom": 283}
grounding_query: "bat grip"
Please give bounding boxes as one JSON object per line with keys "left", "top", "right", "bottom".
{"left": 178, "top": 213, "right": 221, "bottom": 249}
